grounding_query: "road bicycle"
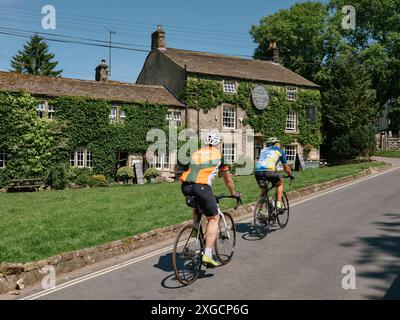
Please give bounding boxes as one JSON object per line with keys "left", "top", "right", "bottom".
{"left": 172, "top": 194, "right": 242, "bottom": 286}
{"left": 253, "top": 175, "right": 294, "bottom": 238}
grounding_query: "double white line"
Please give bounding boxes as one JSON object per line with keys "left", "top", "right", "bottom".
{"left": 21, "top": 166, "right": 399, "bottom": 300}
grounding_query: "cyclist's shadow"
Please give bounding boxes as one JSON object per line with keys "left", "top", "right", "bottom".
{"left": 153, "top": 252, "right": 214, "bottom": 289}
{"left": 235, "top": 221, "right": 278, "bottom": 241}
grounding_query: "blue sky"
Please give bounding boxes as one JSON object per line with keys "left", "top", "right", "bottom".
{"left": 0, "top": 0, "right": 325, "bottom": 83}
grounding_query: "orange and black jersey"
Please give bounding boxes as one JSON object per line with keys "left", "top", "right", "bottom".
{"left": 180, "top": 146, "right": 229, "bottom": 186}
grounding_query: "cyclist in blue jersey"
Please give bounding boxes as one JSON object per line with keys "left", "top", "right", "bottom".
{"left": 255, "top": 137, "right": 293, "bottom": 214}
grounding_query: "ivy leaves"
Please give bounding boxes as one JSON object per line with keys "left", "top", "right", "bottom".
{"left": 184, "top": 78, "right": 322, "bottom": 147}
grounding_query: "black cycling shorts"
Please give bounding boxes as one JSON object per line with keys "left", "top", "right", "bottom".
{"left": 181, "top": 182, "right": 219, "bottom": 217}
{"left": 255, "top": 171, "right": 282, "bottom": 188}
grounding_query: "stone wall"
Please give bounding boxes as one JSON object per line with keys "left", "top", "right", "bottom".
{"left": 0, "top": 162, "right": 390, "bottom": 295}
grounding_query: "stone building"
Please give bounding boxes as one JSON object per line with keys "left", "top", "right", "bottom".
{"left": 137, "top": 26, "right": 322, "bottom": 170}
{"left": 0, "top": 71, "right": 184, "bottom": 179}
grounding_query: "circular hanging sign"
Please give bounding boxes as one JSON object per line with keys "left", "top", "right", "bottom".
{"left": 252, "top": 85, "right": 269, "bottom": 110}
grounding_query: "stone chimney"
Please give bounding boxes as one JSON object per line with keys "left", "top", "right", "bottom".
{"left": 151, "top": 25, "right": 166, "bottom": 51}
{"left": 95, "top": 59, "right": 109, "bottom": 81}
{"left": 268, "top": 40, "right": 280, "bottom": 63}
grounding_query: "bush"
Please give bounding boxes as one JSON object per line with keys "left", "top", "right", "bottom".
{"left": 0, "top": 170, "right": 9, "bottom": 189}
{"left": 67, "top": 167, "right": 91, "bottom": 187}
{"left": 116, "top": 166, "right": 134, "bottom": 184}
{"left": 144, "top": 168, "right": 160, "bottom": 180}
{"left": 87, "top": 175, "right": 109, "bottom": 188}
{"left": 44, "top": 163, "right": 69, "bottom": 190}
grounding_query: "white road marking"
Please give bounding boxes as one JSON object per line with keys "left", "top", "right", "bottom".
{"left": 20, "top": 166, "right": 399, "bottom": 300}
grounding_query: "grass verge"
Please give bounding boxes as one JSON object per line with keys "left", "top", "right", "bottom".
{"left": 0, "top": 161, "right": 386, "bottom": 263}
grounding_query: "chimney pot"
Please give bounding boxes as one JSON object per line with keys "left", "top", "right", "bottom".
{"left": 267, "top": 40, "right": 280, "bottom": 63}
{"left": 151, "top": 25, "right": 166, "bottom": 51}
{"left": 95, "top": 59, "right": 109, "bottom": 81}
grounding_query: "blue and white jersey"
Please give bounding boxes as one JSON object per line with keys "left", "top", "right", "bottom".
{"left": 255, "top": 146, "right": 288, "bottom": 172}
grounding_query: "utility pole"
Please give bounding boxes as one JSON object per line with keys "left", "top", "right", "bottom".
{"left": 106, "top": 28, "right": 116, "bottom": 77}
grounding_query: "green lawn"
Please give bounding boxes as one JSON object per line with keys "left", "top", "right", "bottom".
{"left": 0, "top": 161, "right": 386, "bottom": 263}
{"left": 375, "top": 150, "right": 400, "bottom": 158}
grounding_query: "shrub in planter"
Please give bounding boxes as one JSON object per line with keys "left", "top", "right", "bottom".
{"left": 116, "top": 166, "right": 134, "bottom": 184}
{"left": 144, "top": 168, "right": 160, "bottom": 182}
{"left": 88, "top": 175, "right": 109, "bottom": 187}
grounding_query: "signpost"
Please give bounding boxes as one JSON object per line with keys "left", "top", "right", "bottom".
{"left": 133, "top": 160, "right": 145, "bottom": 185}
{"left": 252, "top": 85, "right": 269, "bottom": 110}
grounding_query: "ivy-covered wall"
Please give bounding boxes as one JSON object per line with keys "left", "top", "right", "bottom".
{"left": 183, "top": 76, "right": 322, "bottom": 147}
{"left": 0, "top": 91, "right": 168, "bottom": 187}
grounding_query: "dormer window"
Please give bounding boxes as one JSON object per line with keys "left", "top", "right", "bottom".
{"left": 223, "top": 80, "right": 237, "bottom": 94}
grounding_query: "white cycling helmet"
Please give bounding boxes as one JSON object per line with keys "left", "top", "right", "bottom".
{"left": 203, "top": 131, "right": 221, "bottom": 146}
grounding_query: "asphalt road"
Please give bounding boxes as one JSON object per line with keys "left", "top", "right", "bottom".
{"left": 14, "top": 158, "right": 400, "bottom": 300}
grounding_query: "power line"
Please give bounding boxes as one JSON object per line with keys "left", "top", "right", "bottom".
{"left": 0, "top": 4, "right": 252, "bottom": 39}
{"left": 0, "top": 6, "right": 253, "bottom": 43}
{"left": 0, "top": 26, "right": 149, "bottom": 48}
{"left": 0, "top": 30, "right": 151, "bottom": 53}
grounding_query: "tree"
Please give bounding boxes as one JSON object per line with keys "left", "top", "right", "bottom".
{"left": 388, "top": 98, "right": 400, "bottom": 132}
{"left": 328, "top": 0, "right": 400, "bottom": 107}
{"left": 321, "top": 53, "right": 378, "bottom": 159}
{"left": 250, "top": 2, "right": 332, "bottom": 81}
{"left": 10, "top": 35, "right": 62, "bottom": 77}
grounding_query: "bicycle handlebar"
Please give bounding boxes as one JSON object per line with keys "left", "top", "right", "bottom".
{"left": 282, "top": 175, "right": 295, "bottom": 185}
{"left": 215, "top": 194, "right": 242, "bottom": 209}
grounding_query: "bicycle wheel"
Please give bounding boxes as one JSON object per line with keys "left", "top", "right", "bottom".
{"left": 172, "top": 223, "right": 203, "bottom": 285}
{"left": 214, "top": 212, "right": 236, "bottom": 264}
{"left": 253, "top": 197, "right": 269, "bottom": 238}
{"left": 276, "top": 192, "right": 290, "bottom": 228}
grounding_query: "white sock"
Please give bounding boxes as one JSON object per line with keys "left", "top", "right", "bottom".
{"left": 205, "top": 248, "right": 212, "bottom": 258}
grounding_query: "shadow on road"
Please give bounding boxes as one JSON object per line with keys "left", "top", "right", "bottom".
{"left": 154, "top": 252, "right": 214, "bottom": 290}
{"left": 235, "top": 221, "right": 279, "bottom": 241}
{"left": 340, "top": 213, "right": 400, "bottom": 299}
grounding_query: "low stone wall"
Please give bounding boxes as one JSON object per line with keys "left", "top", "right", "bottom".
{"left": 0, "top": 163, "right": 391, "bottom": 295}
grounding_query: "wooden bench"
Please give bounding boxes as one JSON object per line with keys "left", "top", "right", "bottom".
{"left": 7, "top": 178, "right": 45, "bottom": 192}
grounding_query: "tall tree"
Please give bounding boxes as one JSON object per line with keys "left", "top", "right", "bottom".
{"left": 321, "top": 53, "right": 378, "bottom": 159}
{"left": 328, "top": 0, "right": 400, "bottom": 106}
{"left": 10, "top": 35, "right": 62, "bottom": 77}
{"left": 250, "top": 2, "right": 333, "bottom": 81}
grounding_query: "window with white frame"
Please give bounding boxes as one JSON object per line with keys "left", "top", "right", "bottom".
{"left": 0, "top": 150, "right": 6, "bottom": 169}
{"left": 222, "top": 143, "right": 236, "bottom": 164}
{"left": 153, "top": 151, "right": 170, "bottom": 170}
{"left": 110, "top": 106, "right": 117, "bottom": 124}
{"left": 36, "top": 102, "right": 54, "bottom": 119}
{"left": 223, "top": 105, "right": 236, "bottom": 129}
{"left": 166, "top": 111, "right": 182, "bottom": 128}
{"left": 119, "top": 110, "right": 126, "bottom": 123}
{"left": 285, "top": 111, "right": 297, "bottom": 132}
{"left": 285, "top": 145, "right": 297, "bottom": 163}
{"left": 173, "top": 112, "right": 182, "bottom": 128}
{"left": 70, "top": 149, "right": 92, "bottom": 168}
{"left": 36, "top": 102, "right": 46, "bottom": 118}
{"left": 48, "top": 105, "right": 54, "bottom": 120}
{"left": 286, "top": 87, "right": 297, "bottom": 101}
{"left": 166, "top": 112, "right": 172, "bottom": 127}
{"left": 223, "top": 80, "right": 236, "bottom": 94}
